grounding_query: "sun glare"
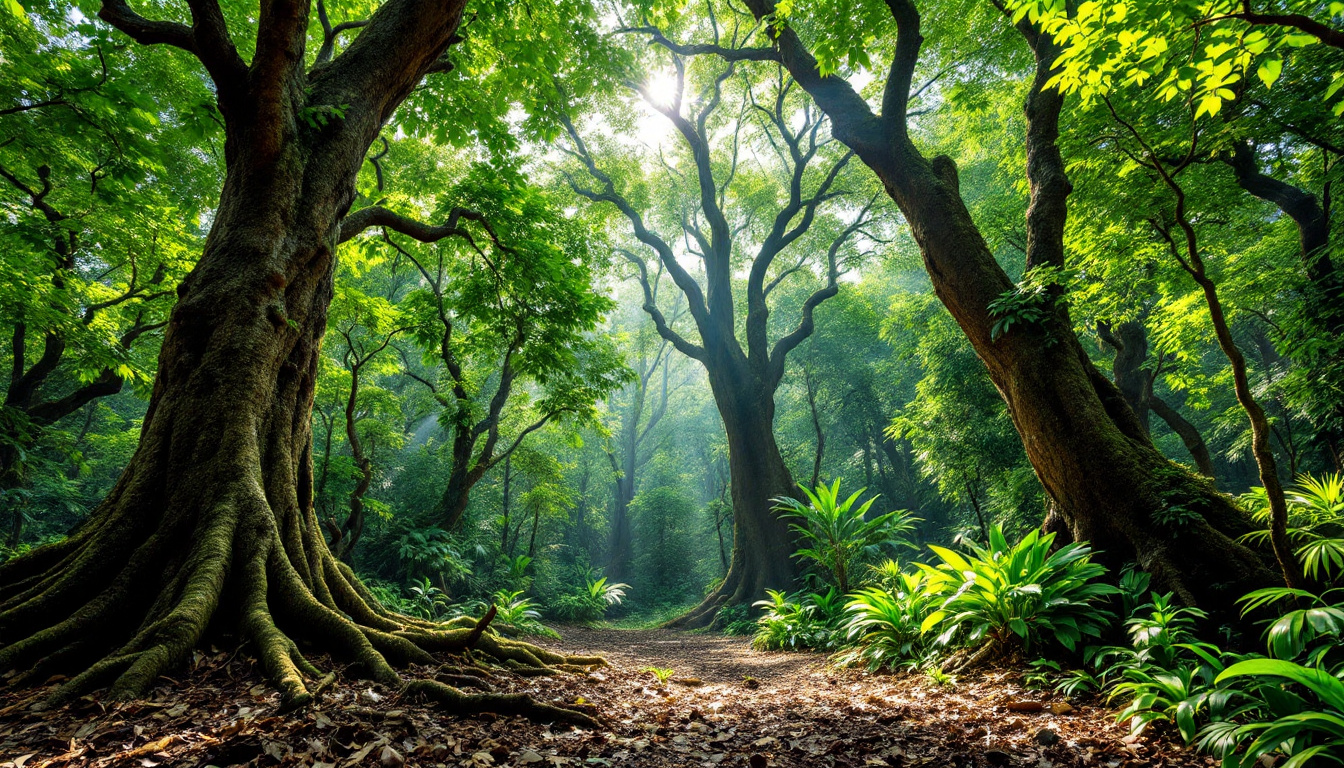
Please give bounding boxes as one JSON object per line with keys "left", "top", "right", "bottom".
{"left": 643, "top": 69, "right": 679, "bottom": 109}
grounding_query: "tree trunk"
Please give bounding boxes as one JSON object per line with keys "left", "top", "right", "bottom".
{"left": 1098, "top": 319, "right": 1216, "bottom": 478}
{"left": 606, "top": 464, "right": 636, "bottom": 584}
{"left": 1149, "top": 397, "right": 1217, "bottom": 479}
{"left": 666, "top": 355, "right": 798, "bottom": 629}
{"left": 737, "top": 0, "right": 1279, "bottom": 617}
{"left": 0, "top": 0, "right": 598, "bottom": 720}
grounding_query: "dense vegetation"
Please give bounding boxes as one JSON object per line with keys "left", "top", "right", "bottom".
{"left": 1, "top": 0, "right": 1341, "bottom": 763}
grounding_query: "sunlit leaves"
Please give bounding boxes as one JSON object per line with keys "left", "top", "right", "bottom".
{"left": 1008, "top": 0, "right": 1344, "bottom": 117}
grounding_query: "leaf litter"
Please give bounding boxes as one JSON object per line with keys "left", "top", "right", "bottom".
{"left": 0, "top": 627, "right": 1212, "bottom": 767}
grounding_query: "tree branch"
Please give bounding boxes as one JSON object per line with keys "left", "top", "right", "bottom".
{"left": 618, "top": 25, "right": 779, "bottom": 61}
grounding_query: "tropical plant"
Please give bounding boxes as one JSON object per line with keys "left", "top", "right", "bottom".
{"left": 395, "top": 525, "right": 473, "bottom": 585}
{"left": 1241, "top": 472, "right": 1344, "bottom": 582}
{"left": 1206, "top": 659, "right": 1344, "bottom": 767}
{"left": 752, "top": 589, "right": 847, "bottom": 652}
{"left": 772, "top": 480, "right": 920, "bottom": 592}
{"left": 549, "top": 573, "right": 631, "bottom": 623}
{"left": 918, "top": 526, "right": 1119, "bottom": 660}
{"left": 490, "top": 590, "right": 557, "bottom": 638}
{"left": 1237, "top": 587, "right": 1344, "bottom": 662}
{"left": 838, "top": 570, "right": 941, "bottom": 671}
{"left": 407, "top": 576, "right": 455, "bottom": 621}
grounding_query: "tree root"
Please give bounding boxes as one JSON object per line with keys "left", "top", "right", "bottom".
{"left": 0, "top": 479, "right": 606, "bottom": 727}
{"left": 403, "top": 679, "right": 598, "bottom": 726}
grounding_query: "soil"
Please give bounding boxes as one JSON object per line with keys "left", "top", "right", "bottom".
{"left": 0, "top": 626, "right": 1210, "bottom": 768}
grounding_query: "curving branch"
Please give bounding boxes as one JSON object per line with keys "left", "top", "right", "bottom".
{"left": 616, "top": 249, "right": 707, "bottom": 362}
{"left": 767, "top": 193, "right": 877, "bottom": 385}
{"left": 618, "top": 25, "right": 779, "bottom": 61}
{"left": 315, "top": 0, "right": 370, "bottom": 66}
{"left": 98, "top": 0, "right": 247, "bottom": 102}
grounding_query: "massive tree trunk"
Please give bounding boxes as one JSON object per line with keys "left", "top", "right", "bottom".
{"left": 728, "top": 0, "right": 1279, "bottom": 616}
{"left": 668, "top": 350, "right": 799, "bottom": 628}
{"left": 0, "top": 0, "right": 596, "bottom": 719}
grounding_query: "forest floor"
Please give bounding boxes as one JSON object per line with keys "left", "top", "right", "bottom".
{"left": 0, "top": 627, "right": 1212, "bottom": 768}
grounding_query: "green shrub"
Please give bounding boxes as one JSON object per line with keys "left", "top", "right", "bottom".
{"left": 1203, "top": 659, "right": 1344, "bottom": 767}
{"left": 489, "top": 589, "right": 558, "bottom": 638}
{"left": 1241, "top": 471, "right": 1344, "bottom": 583}
{"left": 837, "top": 570, "right": 940, "bottom": 671}
{"left": 717, "top": 603, "right": 755, "bottom": 636}
{"left": 548, "top": 574, "right": 630, "bottom": 623}
{"left": 918, "top": 526, "right": 1118, "bottom": 655}
{"left": 752, "top": 588, "right": 846, "bottom": 651}
{"left": 772, "top": 480, "right": 919, "bottom": 592}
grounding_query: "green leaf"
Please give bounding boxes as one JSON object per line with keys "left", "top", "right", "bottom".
{"left": 1256, "top": 58, "right": 1282, "bottom": 89}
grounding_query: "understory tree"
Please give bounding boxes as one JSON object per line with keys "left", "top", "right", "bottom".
{"left": 372, "top": 164, "right": 628, "bottom": 533}
{"left": 631, "top": 0, "right": 1282, "bottom": 614}
{"left": 603, "top": 298, "right": 680, "bottom": 584}
{"left": 0, "top": 0, "right": 607, "bottom": 719}
{"left": 563, "top": 46, "right": 889, "bottom": 625}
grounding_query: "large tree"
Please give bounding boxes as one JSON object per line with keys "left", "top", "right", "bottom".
{"left": 0, "top": 0, "right": 601, "bottom": 718}
{"left": 564, "top": 52, "right": 885, "bottom": 625}
{"left": 635, "top": 0, "right": 1281, "bottom": 614}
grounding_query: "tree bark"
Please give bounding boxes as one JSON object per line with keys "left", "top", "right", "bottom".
{"left": 727, "top": 0, "right": 1278, "bottom": 616}
{"left": 0, "top": 0, "right": 597, "bottom": 720}
{"left": 1097, "top": 319, "right": 1216, "bottom": 478}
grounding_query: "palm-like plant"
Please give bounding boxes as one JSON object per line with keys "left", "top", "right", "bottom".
{"left": 919, "top": 526, "right": 1118, "bottom": 658}
{"left": 1241, "top": 472, "right": 1344, "bottom": 582}
{"left": 840, "top": 570, "right": 941, "bottom": 670}
{"left": 586, "top": 575, "right": 629, "bottom": 606}
{"left": 772, "top": 480, "right": 920, "bottom": 592}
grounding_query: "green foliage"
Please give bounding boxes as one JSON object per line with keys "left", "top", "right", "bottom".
{"left": 489, "top": 589, "right": 558, "bottom": 639}
{"left": 1009, "top": 0, "right": 1344, "bottom": 116}
{"left": 1211, "top": 659, "right": 1344, "bottom": 767}
{"left": 838, "top": 570, "right": 941, "bottom": 671}
{"left": 987, "top": 265, "right": 1072, "bottom": 344}
{"left": 640, "top": 666, "right": 675, "bottom": 685}
{"left": 1241, "top": 473, "right": 1344, "bottom": 582}
{"left": 717, "top": 604, "right": 757, "bottom": 637}
{"left": 918, "top": 527, "right": 1119, "bottom": 654}
{"left": 772, "top": 480, "right": 920, "bottom": 593}
{"left": 752, "top": 589, "right": 848, "bottom": 652}
{"left": 548, "top": 573, "right": 629, "bottom": 623}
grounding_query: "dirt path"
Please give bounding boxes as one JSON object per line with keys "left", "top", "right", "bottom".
{"left": 546, "top": 626, "right": 823, "bottom": 684}
{"left": 0, "top": 627, "right": 1207, "bottom": 768}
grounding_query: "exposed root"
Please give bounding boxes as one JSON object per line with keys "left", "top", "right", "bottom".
{"left": 402, "top": 679, "right": 599, "bottom": 727}
{"left": 1, "top": 459, "right": 606, "bottom": 728}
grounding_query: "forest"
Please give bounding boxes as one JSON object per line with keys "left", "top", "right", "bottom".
{"left": 0, "top": 0, "right": 1342, "bottom": 766}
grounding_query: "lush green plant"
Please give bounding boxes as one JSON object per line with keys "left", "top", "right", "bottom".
{"left": 548, "top": 573, "right": 630, "bottom": 623}
{"left": 838, "top": 570, "right": 940, "bottom": 671}
{"left": 752, "top": 589, "right": 846, "bottom": 652}
{"left": 1205, "top": 659, "right": 1344, "bottom": 767}
{"left": 1241, "top": 472, "right": 1344, "bottom": 582}
{"left": 489, "top": 589, "right": 558, "bottom": 638}
{"left": 502, "top": 554, "right": 535, "bottom": 591}
{"left": 395, "top": 525, "right": 473, "bottom": 584}
{"left": 407, "top": 576, "right": 455, "bottom": 621}
{"left": 1238, "top": 587, "right": 1344, "bottom": 663}
{"left": 365, "top": 579, "right": 417, "bottom": 617}
{"left": 772, "top": 480, "right": 919, "bottom": 592}
{"left": 918, "top": 526, "right": 1119, "bottom": 655}
{"left": 717, "top": 603, "right": 756, "bottom": 636}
